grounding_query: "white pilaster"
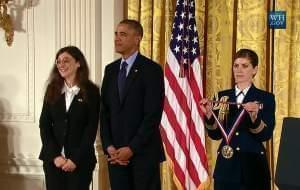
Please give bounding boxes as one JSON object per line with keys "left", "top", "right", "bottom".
{"left": 54, "top": 0, "right": 101, "bottom": 83}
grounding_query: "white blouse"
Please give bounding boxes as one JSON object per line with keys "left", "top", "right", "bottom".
{"left": 62, "top": 82, "right": 80, "bottom": 111}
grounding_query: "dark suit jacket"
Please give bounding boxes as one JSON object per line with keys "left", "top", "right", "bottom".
{"left": 100, "top": 53, "right": 165, "bottom": 164}
{"left": 205, "top": 84, "right": 275, "bottom": 184}
{"left": 39, "top": 82, "right": 100, "bottom": 167}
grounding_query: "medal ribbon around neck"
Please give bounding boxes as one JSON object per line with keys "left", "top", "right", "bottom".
{"left": 210, "top": 96, "right": 246, "bottom": 145}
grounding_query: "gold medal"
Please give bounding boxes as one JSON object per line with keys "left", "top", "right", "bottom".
{"left": 221, "top": 145, "right": 234, "bottom": 159}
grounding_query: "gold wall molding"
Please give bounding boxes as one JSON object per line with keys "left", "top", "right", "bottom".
{"left": 0, "top": 0, "right": 14, "bottom": 46}
{"left": 0, "top": 174, "right": 44, "bottom": 190}
{"left": 0, "top": 157, "right": 43, "bottom": 175}
{"left": 0, "top": 0, "right": 35, "bottom": 122}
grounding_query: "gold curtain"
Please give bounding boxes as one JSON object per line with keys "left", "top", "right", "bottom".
{"left": 205, "top": 1, "right": 234, "bottom": 189}
{"left": 273, "top": 1, "right": 300, "bottom": 190}
{"left": 101, "top": 0, "right": 300, "bottom": 190}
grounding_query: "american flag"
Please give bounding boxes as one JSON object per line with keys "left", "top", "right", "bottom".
{"left": 160, "top": 0, "right": 209, "bottom": 189}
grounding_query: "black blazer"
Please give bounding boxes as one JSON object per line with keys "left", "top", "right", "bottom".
{"left": 39, "top": 82, "right": 100, "bottom": 166}
{"left": 100, "top": 53, "right": 165, "bottom": 163}
{"left": 206, "top": 84, "right": 275, "bottom": 184}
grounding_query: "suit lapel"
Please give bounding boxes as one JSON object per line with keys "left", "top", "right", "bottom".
{"left": 227, "top": 89, "right": 236, "bottom": 106}
{"left": 120, "top": 54, "right": 141, "bottom": 105}
{"left": 105, "top": 60, "right": 122, "bottom": 106}
{"left": 68, "top": 93, "right": 84, "bottom": 114}
{"left": 242, "top": 84, "right": 257, "bottom": 103}
{"left": 227, "top": 89, "right": 239, "bottom": 125}
{"left": 54, "top": 94, "right": 67, "bottom": 114}
{"left": 113, "top": 61, "right": 122, "bottom": 105}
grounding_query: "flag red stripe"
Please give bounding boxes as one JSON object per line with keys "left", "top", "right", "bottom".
{"left": 188, "top": 69, "right": 206, "bottom": 119}
{"left": 163, "top": 97, "right": 200, "bottom": 186}
{"left": 165, "top": 63, "right": 208, "bottom": 174}
{"left": 162, "top": 1, "right": 209, "bottom": 188}
{"left": 188, "top": 68, "right": 209, "bottom": 170}
{"left": 160, "top": 125, "right": 186, "bottom": 188}
{"left": 188, "top": 61, "right": 205, "bottom": 116}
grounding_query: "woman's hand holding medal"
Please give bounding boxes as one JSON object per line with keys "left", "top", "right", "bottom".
{"left": 200, "top": 98, "right": 263, "bottom": 123}
{"left": 199, "top": 98, "right": 213, "bottom": 119}
{"left": 242, "top": 101, "right": 261, "bottom": 122}
{"left": 200, "top": 97, "right": 264, "bottom": 159}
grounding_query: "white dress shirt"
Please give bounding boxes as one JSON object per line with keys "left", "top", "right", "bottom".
{"left": 60, "top": 82, "right": 80, "bottom": 156}
{"left": 62, "top": 82, "right": 80, "bottom": 111}
{"left": 235, "top": 85, "right": 250, "bottom": 107}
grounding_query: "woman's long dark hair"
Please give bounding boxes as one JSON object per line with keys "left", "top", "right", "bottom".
{"left": 44, "top": 46, "right": 90, "bottom": 104}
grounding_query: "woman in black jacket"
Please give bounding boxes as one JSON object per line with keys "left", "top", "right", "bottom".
{"left": 39, "top": 46, "right": 99, "bottom": 190}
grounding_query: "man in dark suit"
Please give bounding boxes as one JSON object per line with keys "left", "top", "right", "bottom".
{"left": 100, "top": 19, "right": 165, "bottom": 190}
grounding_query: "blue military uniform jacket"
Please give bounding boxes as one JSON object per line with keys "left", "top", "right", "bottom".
{"left": 205, "top": 84, "right": 275, "bottom": 184}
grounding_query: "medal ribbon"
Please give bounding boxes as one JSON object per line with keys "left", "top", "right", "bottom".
{"left": 211, "top": 109, "right": 246, "bottom": 144}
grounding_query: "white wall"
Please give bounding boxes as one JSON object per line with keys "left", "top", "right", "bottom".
{"left": 0, "top": 0, "right": 123, "bottom": 189}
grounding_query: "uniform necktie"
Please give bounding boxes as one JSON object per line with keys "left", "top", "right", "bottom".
{"left": 236, "top": 91, "right": 244, "bottom": 108}
{"left": 118, "top": 61, "right": 128, "bottom": 99}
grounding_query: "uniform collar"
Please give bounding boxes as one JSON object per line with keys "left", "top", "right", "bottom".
{"left": 235, "top": 84, "right": 251, "bottom": 96}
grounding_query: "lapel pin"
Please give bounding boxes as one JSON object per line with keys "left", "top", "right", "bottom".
{"left": 78, "top": 98, "right": 83, "bottom": 102}
{"left": 134, "top": 69, "right": 138, "bottom": 72}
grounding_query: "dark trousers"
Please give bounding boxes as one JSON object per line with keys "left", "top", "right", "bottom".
{"left": 214, "top": 180, "right": 271, "bottom": 190}
{"left": 108, "top": 161, "right": 161, "bottom": 190}
{"left": 43, "top": 162, "right": 95, "bottom": 190}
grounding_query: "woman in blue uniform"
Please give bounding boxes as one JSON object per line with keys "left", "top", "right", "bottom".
{"left": 200, "top": 49, "right": 275, "bottom": 190}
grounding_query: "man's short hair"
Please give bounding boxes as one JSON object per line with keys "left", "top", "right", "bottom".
{"left": 119, "top": 19, "right": 143, "bottom": 38}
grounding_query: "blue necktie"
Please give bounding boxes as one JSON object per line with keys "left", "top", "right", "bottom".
{"left": 118, "top": 61, "right": 128, "bottom": 99}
